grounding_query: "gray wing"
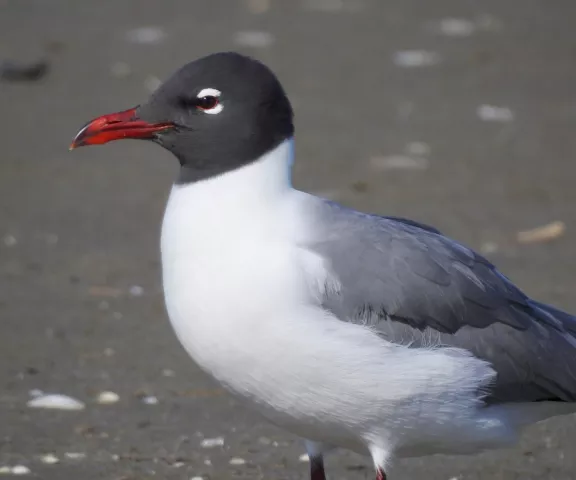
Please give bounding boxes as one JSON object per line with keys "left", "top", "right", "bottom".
{"left": 310, "top": 199, "right": 576, "bottom": 403}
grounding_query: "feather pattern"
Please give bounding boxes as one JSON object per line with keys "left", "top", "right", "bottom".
{"left": 309, "top": 199, "right": 576, "bottom": 403}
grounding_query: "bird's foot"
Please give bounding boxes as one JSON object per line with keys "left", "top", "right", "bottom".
{"left": 310, "top": 456, "right": 326, "bottom": 480}
{"left": 376, "top": 467, "right": 387, "bottom": 480}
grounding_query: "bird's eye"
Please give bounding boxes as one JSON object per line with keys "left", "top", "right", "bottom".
{"left": 177, "top": 88, "right": 223, "bottom": 114}
{"left": 195, "top": 88, "right": 223, "bottom": 114}
{"left": 196, "top": 96, "right": 219, "bottom": 111}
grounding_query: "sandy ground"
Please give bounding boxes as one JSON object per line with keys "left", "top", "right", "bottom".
{"left": 2, "top": 0, "right": 576, "bottom": 479}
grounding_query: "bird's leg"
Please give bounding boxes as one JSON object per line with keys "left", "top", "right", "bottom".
{"left": 369, "top": 446, "right": 389, "bottom": 480}
{"left": 305, "top": 440, "right": 326, "bottom": 480}
{"left": 310, "top": 455, "right": 327, "bottom": 480}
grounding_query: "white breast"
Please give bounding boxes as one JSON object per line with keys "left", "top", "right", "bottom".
{"left": 158, "top": 140, "right": 512, "bottom": 457}
{"left": 160, "top": 140, "right": 326, "bottom": 393}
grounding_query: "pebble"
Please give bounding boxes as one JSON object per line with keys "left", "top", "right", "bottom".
{"left": 405, "top": 141, "right": 430, "bottom": 156}
{"left": 64, "top": 452, "right": 86, "bottom": 460}
{"left": 229, "top": 457, "right": 246, "bottom": 466}
{"left": 258, "top": 436, "right": 272, "bottom": 445}
{"left": 298, "top": 453, "right": 310, "bottom": 462}
{"left": 233, "top": 31, "right": 274, "bottom": 49}
{"left": 303, "top": 0, "right": 345, "bottom": 12}
{"left": 162, "top": 368, "right": 175, "bottom": 377}
{"left": 477, "top": 105, "right": 514, "bottom": 122}
{"left": 0, "top": 60, "right": 48, "bottom": 82}
{"left": 476, "top": 14, "right": 502, "bottom": 31}
{"left": 3, "top": 235, "right": 17, "bottom": 247}
{"left": 129, "top": 285, "right": 145, "bottom": 297}
{"left": 96, "top": 391, "right": 120, "bottom": 405}
{"left": 10, "top": 466, "right": 30, "bottom": 476}
{"left": 40, "top": 454, "right": 59, "bottom": 465}
{"left": 27, "top": 394, "right": 85, "bottom": 411}
{"left": 28, "top": 389, "right": 44, "bottom": 398}
{"left": 303, "top": 0, "right": 363, "bottom": 12}
{"left": 126, "top": 27, "right": 166, "bottom": 45}
{"left": 190, "top": 477, "right": 204, "bottom": 480}
{"left": 517, "top": 221, "right": 565, "bottom": 244}
{"left": 393, "top": 50, "right": 440, "bottom": 67}
{"left": 245, "top": 0, "right": 270, "bottom": 13}
{"left": 351, "top": 180, "right": 369, "bottom": 193}
{"left": 110, "top": 62, "right": 132, "bottom": 78}
{"left": 370, "top": 155, "right": 429, "bottom": 171}
{"left": 480, "top": 242, "right": 499, "bottom": 254}
{"left": 141, "top": 395, "right": 159, "bottom": 405}
{"left": 436, "top": 18, "right": 475, "bottom": 37}
{"left": 200, "top": 437, "right": 224, "bottom": 448}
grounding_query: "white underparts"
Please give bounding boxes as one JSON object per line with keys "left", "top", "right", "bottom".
{"left": 159, "top": 138, "right": 568, "bottom": 462}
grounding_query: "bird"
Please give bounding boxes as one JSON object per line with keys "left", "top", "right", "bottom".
{"left": 71, "top": 51, "right": 576, "bottom": 480}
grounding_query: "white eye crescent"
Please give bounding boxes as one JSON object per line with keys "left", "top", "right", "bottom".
{"left": 196, "top": 88, "right": 223, "bottom": 114}
{"left": 197, "top": 88, "right": 221, "bottom": 98}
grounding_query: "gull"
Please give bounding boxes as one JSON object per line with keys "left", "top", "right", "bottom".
{"left": 71, "top": 52, "right": 576, "bottom": 480}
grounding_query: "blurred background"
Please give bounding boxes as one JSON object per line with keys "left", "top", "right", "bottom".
{"left": 2, "top": 0, "right": 576, "bottom": 479}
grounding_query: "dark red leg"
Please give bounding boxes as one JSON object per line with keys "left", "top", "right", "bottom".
{"left": 310, "top": 456, "right": 326, "bottom": 480}
{"left": 376, "top": 467, "right": 387, "bottom": 480}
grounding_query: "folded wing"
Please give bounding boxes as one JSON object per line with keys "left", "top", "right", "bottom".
{"left": 311, "top": 199, "right": 576, "bottom": 403}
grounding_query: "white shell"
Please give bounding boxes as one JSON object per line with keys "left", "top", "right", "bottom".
{"left": 200, "top": 437, "right": 224, "bottom": 448}
{"left": 27, "top": 394, "right": 85, "bottom": 411}
{"left": 10, "top": 466, "right": 31, "bottom": 475}
{"left": 96, "top": 391, "right": 120, "bottom": 405}
{"left": 40, "top": 454, "right": 59, "bottom": 465}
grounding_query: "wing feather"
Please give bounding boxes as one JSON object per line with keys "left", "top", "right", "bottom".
{"left": 310, "top": 199, "right": 576, "bottom": 403}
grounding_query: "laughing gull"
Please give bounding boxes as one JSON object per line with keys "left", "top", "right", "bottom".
{"left": 71, "top": 52, "right": 576, "bottom": 480}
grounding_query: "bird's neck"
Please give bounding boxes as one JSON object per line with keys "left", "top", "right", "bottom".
{"left": 170, "top": 138, "right": 295, "bottom": 213}
{"left": 167, "top": 139, "right": 294, "bottom": 228}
